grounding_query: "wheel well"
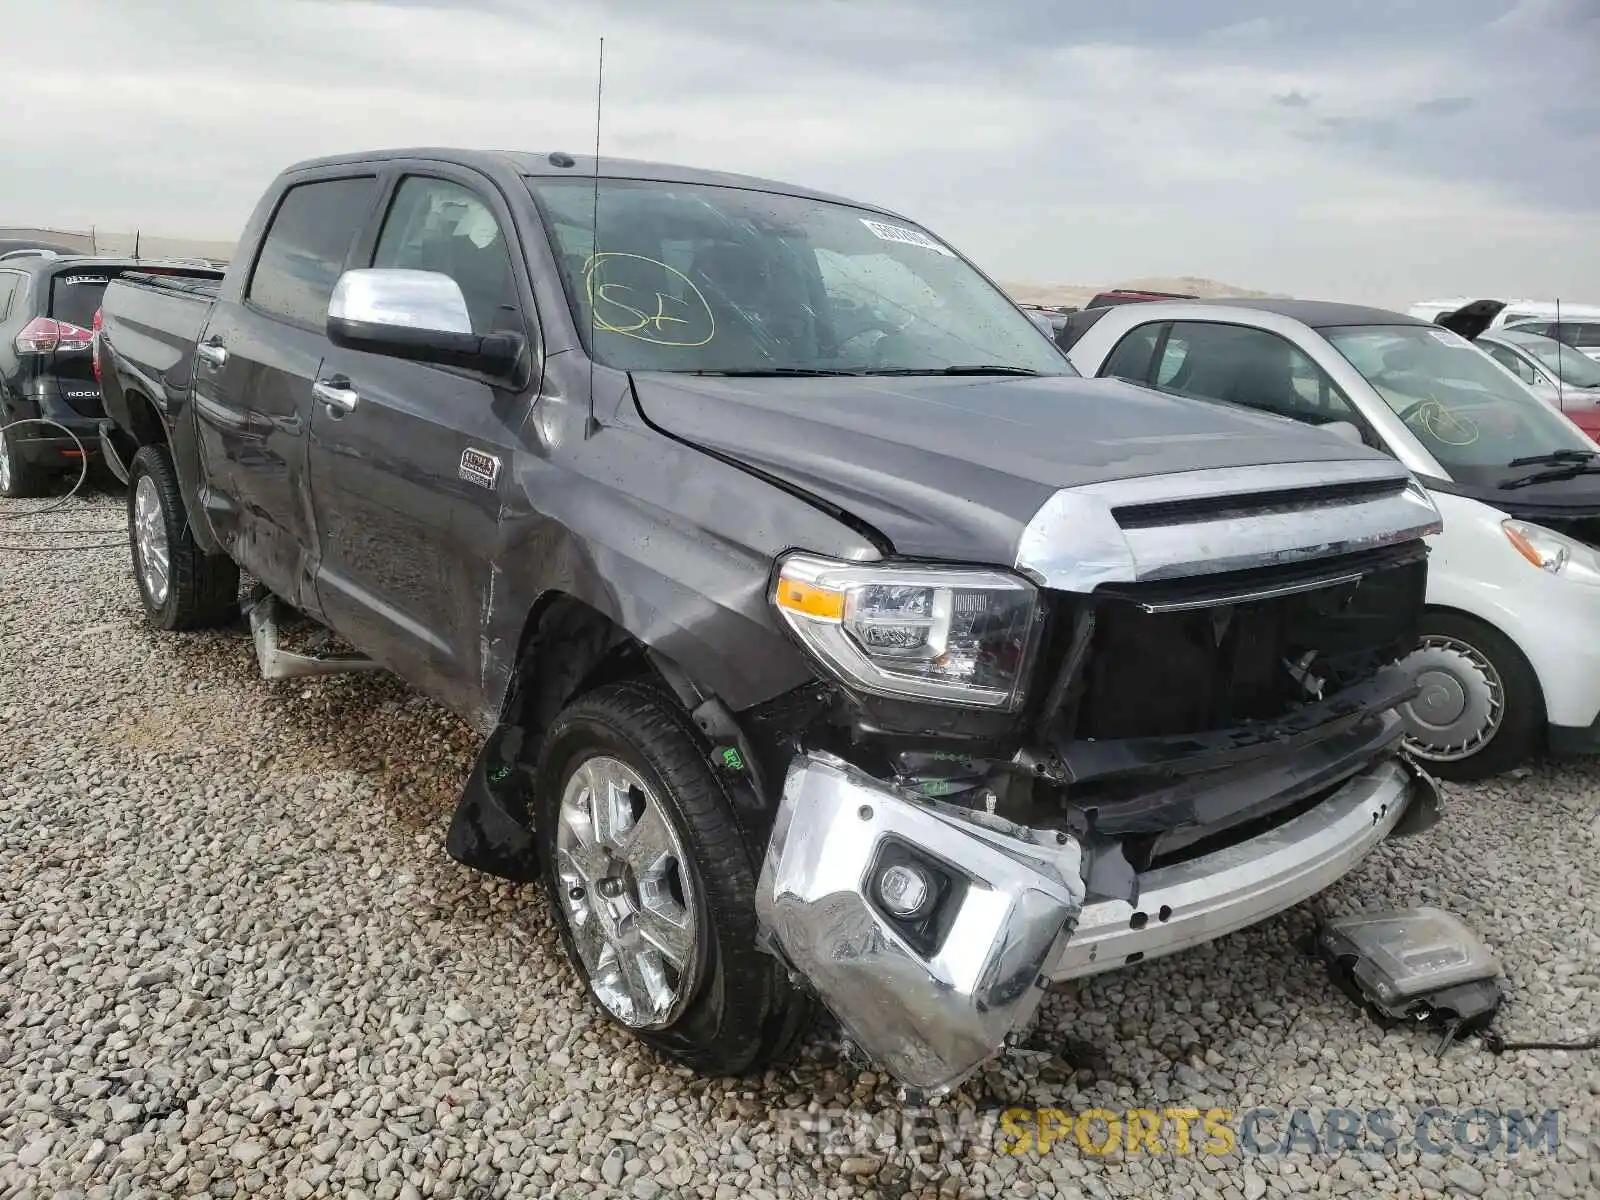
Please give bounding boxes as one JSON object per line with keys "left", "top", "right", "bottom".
{"left": 123, "top": 389, "right": 167, "bottom": 448}
{"left": 504, "top": 594, "right": 658, "bottom": 743}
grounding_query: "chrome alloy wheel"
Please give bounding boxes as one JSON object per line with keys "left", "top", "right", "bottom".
{"left": 1400, "top": 635, "right": 1505, "bottom": 763}
{"left": 0, "top": 426, "right": 13, "bottom": 493}
{"left": 133, "top": 475, "right": 171, "bottom": 605}
{"left": 554, "top": 755, "right": 699, "bottom": 1028}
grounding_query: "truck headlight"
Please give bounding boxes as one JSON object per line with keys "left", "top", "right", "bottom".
{"left": 772, "top": 554, "right": 1043, "bottom": 710}
{"left": 1502, "top": 519, "right": 1600, "bottom": 582}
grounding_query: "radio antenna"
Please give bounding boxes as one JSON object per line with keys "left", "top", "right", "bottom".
{"left": 1555, "top": 296, "right": 1565, "bottom": 412}
{"left": 587, "top": 37, "right": 605, "bottom": 431}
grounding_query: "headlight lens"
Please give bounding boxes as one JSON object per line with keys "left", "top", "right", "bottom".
{"left": 1502, "top": 519, "right": 1600, "bottom": 580}
{"left": 772, "top": 554, "right": 1042, "bottom": 709}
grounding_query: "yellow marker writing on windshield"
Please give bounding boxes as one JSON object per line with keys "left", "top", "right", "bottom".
{"left": 584, "top": 253, "right": 715, "bottom": 347}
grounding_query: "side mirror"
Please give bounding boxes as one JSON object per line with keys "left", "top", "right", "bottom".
{"left": 1319, "top": 420, "right": 1366, "bottom": 446}
{"left": 326, "top": 268, "right": 524, "bottom": 378}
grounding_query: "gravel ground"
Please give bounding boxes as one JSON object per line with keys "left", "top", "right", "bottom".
{"left": 3, "top": 490, "right": 1599, "bottom": 1200}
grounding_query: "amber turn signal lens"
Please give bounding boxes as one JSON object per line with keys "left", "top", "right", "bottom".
{"left": 775, "top": 579, "right": 846, "bottom": 621}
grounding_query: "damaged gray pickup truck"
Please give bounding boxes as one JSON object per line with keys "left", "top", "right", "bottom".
{"left": 96, "top": 148, "right": 1444, "bottom": 1094}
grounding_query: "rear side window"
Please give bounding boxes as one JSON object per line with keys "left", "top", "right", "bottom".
{"left": 1575, "top": 323, "right": 1600, "bottom": 349}
{"left": 248, "top": 177, "right": 378, "bottom": 327}
{"left": 48, "top": 270, "right": 115, "bottom": 331}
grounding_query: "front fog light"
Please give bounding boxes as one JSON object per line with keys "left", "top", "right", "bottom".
{"left": 877, "top": 863, "right": 933, "bottom": 918}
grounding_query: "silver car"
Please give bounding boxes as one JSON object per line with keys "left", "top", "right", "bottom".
{"left": 1477, "top": 329, "right": 1600, "bottom": 439}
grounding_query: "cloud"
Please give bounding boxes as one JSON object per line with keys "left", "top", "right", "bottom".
{"left": 0, "top": 0, "right": 1594, "bottom": 306}
{"left": 1416, "top": 96, "right": 1475, "bottom": 117}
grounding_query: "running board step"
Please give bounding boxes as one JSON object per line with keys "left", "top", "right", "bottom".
{"left": 244, "top": 589, "right": 384, "bottom": 680}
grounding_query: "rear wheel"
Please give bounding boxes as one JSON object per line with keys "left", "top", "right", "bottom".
{"left": 127, "top": 444, "right": 239, "bottom": 631}
{"left": 534, "top": 681, "right": 811, "bottom": 1076}
{"left": 1399, "top": 611, "right": 1542, "bottom": 781}
{"left": 0, "top": 422, "right": 51, "bottom": 499}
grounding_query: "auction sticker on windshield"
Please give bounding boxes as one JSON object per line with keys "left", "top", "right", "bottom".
{"left": 860, "top": 218, "right": 955, "bottom": 256}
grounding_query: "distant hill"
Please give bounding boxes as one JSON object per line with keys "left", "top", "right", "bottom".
{"left": 1003, "top": 276, "right": 1286, "bottom": 309}
{"left": 0, "top": 226, "right": 235, "bottom": 263}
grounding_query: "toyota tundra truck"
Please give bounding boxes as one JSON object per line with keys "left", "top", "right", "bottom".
{"left": 96, "top": 148, "right": 1443, "bottom": 1094}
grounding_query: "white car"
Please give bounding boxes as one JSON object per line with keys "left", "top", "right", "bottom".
{"left": 1066, "top": 298, "right": 1600, "bottom": 779}
{"left": 1412, "top": 299, "right": 1600, "bottom": 364}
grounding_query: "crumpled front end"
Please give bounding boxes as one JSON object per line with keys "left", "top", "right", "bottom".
{"left": 755, "top": 752, "right": 1086, "bottom": 1095}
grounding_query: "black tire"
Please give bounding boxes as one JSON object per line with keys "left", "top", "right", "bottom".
{"left": 0, "top": 422, "right": 52, "bottom": 499}
{"left": 1402, "top": 610, "right": 1542, "bottom": 782}
{"left": 126, "top": 444, "right": 239, "bottom": 631}
{"left": 534, "top": 680, "right": 811, "bottom": 1076}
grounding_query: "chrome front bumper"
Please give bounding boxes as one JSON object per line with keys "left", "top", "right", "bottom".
{"left": 755, "top": 751, "right": 1431, "bottom": 1094}
{"left": 755, "top": 752, "right": 1086, "bottom": 1095}
{"left": 1050, "top": 757, "right": 1428, "bottom": 981}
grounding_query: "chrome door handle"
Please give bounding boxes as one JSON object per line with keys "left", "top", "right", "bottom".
{"left": 196, "top": 342, "right": 228, "bottom": 368}
{"left": 312, "top": 378, "right": 359, "bottom": 414}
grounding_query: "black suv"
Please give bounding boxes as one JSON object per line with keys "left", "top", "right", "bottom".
{"left": 0, "top": 251, "right": 220, "bottom": 497}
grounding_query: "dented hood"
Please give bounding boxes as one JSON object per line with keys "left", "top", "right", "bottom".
{"left": 630, "top": 371, "right": 1390, "bottom": 560}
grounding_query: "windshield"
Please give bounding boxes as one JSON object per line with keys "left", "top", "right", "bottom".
{"left": 1325, "top": 324, "right": 1594, "bottom": 475}
{"left": 1523, "top": 337, "right": 1600, "bottom": 388}
{"left": 527, "top": 178, "right": 1072, "bottom": 376}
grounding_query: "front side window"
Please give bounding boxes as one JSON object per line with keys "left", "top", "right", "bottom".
{"left": 1146, "top": 321, "right": 1357, "bottom": 426}
{"left": 1523, "top": 337, "right": 1600, "bottom": 388}
{"left": 373, "top": 177, "right": 522, "bottom": 336}
{"left": 1100, "top": 323, "right": 1161, "bottom": 382}
{"left": 248, "top": 177, "right": 378, "bottom": 327}
{"left": 527, "top": 177, "right": 1071, "bottom": 376}
{"left": 1325, "top": 324, "right": 1593, "bottom": 477}
{"left": 1484, "top": 343, "right": 1542, "bottom": 385}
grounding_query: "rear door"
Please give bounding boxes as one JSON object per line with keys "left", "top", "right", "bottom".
{"left": 306, "top": 167, "right": 538, "bottom": 714}
{"left": 191, "top": 174, "right": 380, "bottom": 608}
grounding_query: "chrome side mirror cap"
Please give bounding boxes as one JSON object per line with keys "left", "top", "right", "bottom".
{"left": 329, "top": 268, "right": 473, "bottom": 335}
{"left": 326, "top": 268, "right": 524, "bottom": 380}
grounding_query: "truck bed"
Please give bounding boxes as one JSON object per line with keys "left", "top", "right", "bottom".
{"left": 97, "top": 268, "right": 223, "bottom": 448}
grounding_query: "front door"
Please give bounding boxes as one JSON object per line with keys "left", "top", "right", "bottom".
{"left": 306, "top": 171, "right": 536, "bottom": 717}
{"left": 191, "top": 174, "right": 379, "bottom": 606}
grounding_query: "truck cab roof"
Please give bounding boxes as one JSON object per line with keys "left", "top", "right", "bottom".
{"left": 282, "top": 146, "right": 901, "bottom": 218}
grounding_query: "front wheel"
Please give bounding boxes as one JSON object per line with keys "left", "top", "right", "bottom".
{"left": 534, "top": 681, "right": 811, "bottom": 1076}
{"left": 1398, "top": 611, "right": 1542, "bottom": 781}
{"left": 127, "top": 445, "right": 240, "bottom": 631}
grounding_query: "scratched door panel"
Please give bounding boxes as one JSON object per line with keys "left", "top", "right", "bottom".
{"left": 306, "top": 348, "right": 513, "bottom": 718}
{"left": 190, "top": 304, "right": 323, "bottom": 606}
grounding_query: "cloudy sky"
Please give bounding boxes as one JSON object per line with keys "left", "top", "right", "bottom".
{"left": 4, "top": 0, "right": 1597, "bottom": 305}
